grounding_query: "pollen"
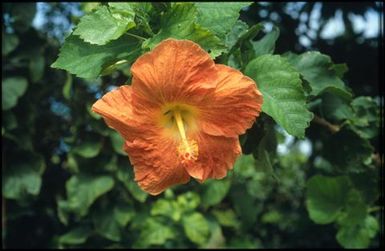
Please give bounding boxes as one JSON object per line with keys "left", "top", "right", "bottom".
{"left": 171, "top": 108, "right": 199, "bottom": 165}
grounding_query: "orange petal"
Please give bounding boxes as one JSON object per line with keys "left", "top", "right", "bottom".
{"left": 92, "top": 85, "right": 143, "bottom": 141}
{"left": 130, "top": 39, "right": 218, "bottom": 115}
{"left": 185, "top": 133, "right": 241, "bottom": 182}
{"left": 124, "top": 127, "right": 190, "bottom": 195}
{"left": 198, "top": 64, "right": 263, "bottom": 137}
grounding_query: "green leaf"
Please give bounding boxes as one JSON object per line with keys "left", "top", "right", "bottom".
{"left": 261, "top": 210, "right": 283, "bottom": 224}
{"left": 336, "top": 215, "right": 379, "bottom": 248}
{"left": 225, "top": 20, "right": 249, "bottom": 49}
{"left": 114, "top": 204, "right": 134, "bottom": 227}
{"left": 285, "top": 51, "right": 352, "bottom": 100}
{"left": 136, "top": 218, "right": 175, "bottom": 247}
{"left": 72, "top": 139, "right": 102, "bottom": 158}
{"left": 337, "top": 189, "right": 367, "bottom": 226}
{"left": 110, "top": 131, "right": 126, "bottom": 155}
{"left": 182, "top": 212, "right": 210, "bottom": 245}
{"left": 116, "top": 167, "right": 148, "bottom": 202}
{"left": 201, "top": 179, "right": 231, "bottom": 207}
{"left": 233, "top": 154, "right": 256, "bottom": 178}
{"left": 195, "top": 2, "right": 252, "bottom": 38}
{"left": 2, "top": 77, "right": 28, "bottom": 110}
{"left": 51, "top": 35, "right": 140, "bottom": 79}
{"left": 323, "top": 128, "right": 373, "bottom": 173}
{"left": 2, "top": 152, "right": 45, "bottom": 200}
{"left": 320, "top": 92, "right": 353, "bottom": 122}
{"left": 2, "top": 33, "right": 19, "bottom": 56}
{"left": 93, "top": 207, "right": 121, "bottom": 242}
{"left": 73, "top": 5, "right": 135, "bottom": 45}
{"left": 251, "top": 26, "right": 280, "bottom": 58}
{"left": 59, "top": 226, "right": 92, "bottom": 245}
{"left": 245, "top": 54, "right": 313, "bottom": 138}
{"left": 212, "top": 209, "right": 239, "bottom": 228}
{"left": 176, "top": 191, "right": 201, "bottom": 212}
{"left": 349, "top": 96, "right": 379, "bottom": 139}
{"left": 62, "top": 174, "right": 114, "bottom": 217}
{"left": 29, "top": 54, "right": 45, "bottom": 83}
{"left": 204, "top": 219, "right": 225, "bottom": 248}
{"left": 151, "top": 199, "right": 181, "bottom": 222}
{"left": 306, "top": 175, "right": 351, "bottom": 224}
{"left": 143, "top": 3, "right": 225, "bottom": 58}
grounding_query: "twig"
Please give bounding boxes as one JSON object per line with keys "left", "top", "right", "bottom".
{"left": 312, "top": 115, "right": 340, "bottom": 134}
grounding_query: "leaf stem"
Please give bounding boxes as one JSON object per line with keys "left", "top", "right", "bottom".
{"left": 125, "top": 32, "right": 146, "bottom": 41}
{"left": 312, "top": 115, "right": 340, "bottom": 134}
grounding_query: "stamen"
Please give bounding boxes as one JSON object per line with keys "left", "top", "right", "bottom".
{"left": 173, "top": 110, "right": 199, "bottom": 164}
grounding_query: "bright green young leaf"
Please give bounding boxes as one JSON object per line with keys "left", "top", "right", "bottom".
{"left": 72, "top": 139, "right": 102, "bottom": 158}
{"left": 73, "top": 5, "right": 135, "bottom": 45}
{"left": 51, "top": 35, "right": 140, "bottom": 79}
{"left": 336, "top": 215, "right": 379, "bottom": 248}
{"left": 143, "top": 3, "right": 225, "bottom": 58}
{"left": 195, "top": 2, "right": 252, "bottom": 39}
{"left": 285, "top": 51, "right": 352, "bottom": 100}
{"left": 201, "top": 179, "right": 231, "bottom": 207}
{"left": 212, "top": 209, "right": 239, "bottom": 228}
{"left": 2, "top": 77, "right": 28, "bottom": 110}
{"left": 176, "top": 191, "right": 201, "bottom": 212}
{"left": 245, "top": 54, "right": 313, "bottom": 138}
{"left": 2, "top": 33, "right": 19, "bottom": 56}
{"left": 151, "top": 199, "right": 182, "bottom": 222}
{"left": 62, "top": 174, "right": 114, "bottom": 217}
{"left": 59, "top": 226, "right": 92, "bottom": 245}
{"left": 114, "top": 204, "right": 134, "bottom": 227}
{"left": 2, "top": 152, "right": 45, "bottom": 200}
{"left": 306, "top": 175, "right": 351, "bottom": 224}
{"left": 136, "top": 218, "right": 175, "bottom": 247}
{"left": 182, "top": 212, "right": 210, "bottom": 245}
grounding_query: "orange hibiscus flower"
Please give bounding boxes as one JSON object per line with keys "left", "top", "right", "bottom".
{"left": 92, "top": 39, "right": 263, "bottom": 195}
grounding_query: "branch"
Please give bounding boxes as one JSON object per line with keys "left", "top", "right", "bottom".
{"left": 312, "top": 115, "right": 340, "bottom": 134}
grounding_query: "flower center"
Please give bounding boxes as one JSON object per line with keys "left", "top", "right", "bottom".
{"left": 160, "top": 104, "right": 199, "bottom": 165}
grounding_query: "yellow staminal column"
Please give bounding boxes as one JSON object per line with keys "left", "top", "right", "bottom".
{"left": 173, "top": 110, "right": 198, "bottom": 164}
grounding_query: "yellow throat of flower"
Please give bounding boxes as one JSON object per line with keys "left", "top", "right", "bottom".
{"left": 160, "top": 104, "right": 199, "bottom": 165}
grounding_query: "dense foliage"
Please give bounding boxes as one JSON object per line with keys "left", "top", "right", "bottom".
{"left": 2, "top": 2, "right": 382, "bottom": 248}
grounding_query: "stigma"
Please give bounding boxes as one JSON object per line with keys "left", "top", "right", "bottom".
{"left": 173, "top": 109, "right": 199, "bottom": 165}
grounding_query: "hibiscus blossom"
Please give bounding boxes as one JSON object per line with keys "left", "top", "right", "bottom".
{"left": 92, "top": 39, "right": 263, "bottom": 195}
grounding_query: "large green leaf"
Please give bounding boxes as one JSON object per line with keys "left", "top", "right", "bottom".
{"left": 285, "top": 51, "right": 352, "bottom": 100}
{"left": 61, "top": 174, "right": 115, "bottom": 217}
{"left": 2, "top": 77, "right": 28, "bottom": 110}
{"left": 135, "top": 218, "right": 175, "bottom": 247}
{"left": 251, "top": 26, "right": 280, "bottom": 58}
{"left": 143, "top": 3, "right": 225, "bottom": 58}
{"left": 73, "top": 5, "right": 135, "bottom": 45}
{"left": 182, "top": 212, "right": 210, "bottom": 245}
{"left": 337, "top": 189, "right": 367, "bottom": 227}
{"left": 336, "top": 215, "right": 379, "bottom": 248}
{"left": 201, "top": 179, "right": 231, "bottom": 207}
{"left": 195, "top": 2, "right": 252, "bottom": 38}
{"left": 2, "top": 152, "right": 45, "bottom": 200}
{"left": 116, "top": 167, "right": 148, "bottom": 202}
{"left": 51, "top": 35, "right": 140, "bottom": 79}
{"left": 245, "top": 54, "right": 313, "bottom": 138}
{"left": 306, "top": 175, "right": 351, "bottom": 224}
